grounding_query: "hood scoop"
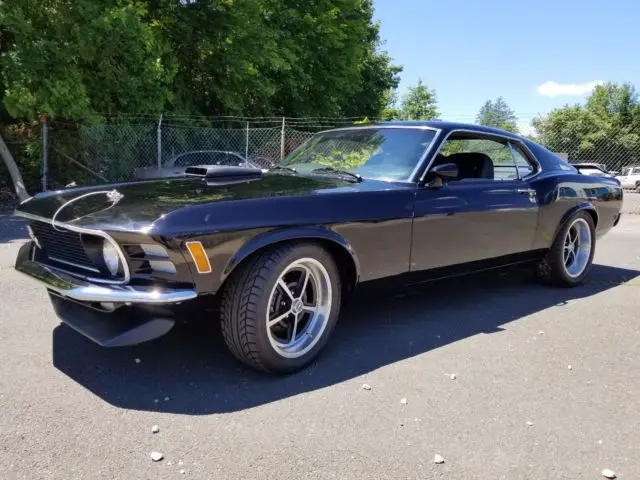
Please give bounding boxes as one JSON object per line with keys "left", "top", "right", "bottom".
{"left": 185, "top": 165, "right": 263, "bottom": 184}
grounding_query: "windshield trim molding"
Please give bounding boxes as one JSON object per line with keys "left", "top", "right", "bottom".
{"left": 407, "top": 128, "right": 444, "bottom": 182}
{"left": 316, "top": 125, "right": 440, "bottom": 135}
{"left": 284, "top": 125, "right": 442, "bottom": 184}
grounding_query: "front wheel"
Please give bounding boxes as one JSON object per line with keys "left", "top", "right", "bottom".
{"left": 220, "top": 242, "right": 341, "bottom": 373}
{"left": 535, "top": 211, "right": 596, "bottom": 287}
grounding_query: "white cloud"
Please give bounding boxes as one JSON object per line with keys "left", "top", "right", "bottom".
{"left": 517, "top": 121, "right": 537, "bottom": 137}
{"left": 536, "top": 80, "right": 604, "bottom": 97}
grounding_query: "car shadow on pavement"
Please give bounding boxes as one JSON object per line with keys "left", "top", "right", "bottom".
{"left": 52, "top": 263, "right": 639, "bottom": 414}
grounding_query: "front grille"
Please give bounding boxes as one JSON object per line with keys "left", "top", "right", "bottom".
{"left": 29, "top": 221, "right": 101, "bottom": 274}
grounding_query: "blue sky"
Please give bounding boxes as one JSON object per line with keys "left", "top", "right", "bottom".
{"left": 373, "top": 0, "right": 639, "bottom": 132}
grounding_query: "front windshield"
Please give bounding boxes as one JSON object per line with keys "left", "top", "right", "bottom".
{"left": 280, "top": 127, "right": 437, "bottom": 181}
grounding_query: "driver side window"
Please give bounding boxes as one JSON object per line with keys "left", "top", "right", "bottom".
{"left": 435, "top": 135, "right": 534, "bottom": 181}
{"left": 437, "top": 137, "right": 510, "bottom": 181}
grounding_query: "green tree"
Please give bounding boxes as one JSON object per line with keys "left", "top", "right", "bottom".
{"left": 533, "top": 82, "right": 640, "bottom": 170}
{"left": 147, "top": 0, "right": 400, "bottom": 118}
{"left": 1, "top": 0, "right": 401, "bottom": 121}
{"left": 380, "top": 88, "right": 401, "bottom": 120}
{"left": 0, "top": 0, "right": 403, "bottom": 194}
{"left": 400, "top": 80, "right": 439, "bottom": 120}
{"left": 0, "top": 0, "right": 174, "bottom": 121}
{"left": 476, "top": 97, "right": 518, "bottom": 132}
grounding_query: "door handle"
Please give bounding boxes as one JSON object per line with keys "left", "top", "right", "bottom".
{"left": 516, "top": 188, "right": 537, "bottom": 203}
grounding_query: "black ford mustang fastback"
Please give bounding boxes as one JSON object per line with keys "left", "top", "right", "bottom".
{"left": 14, "top": 121, "right": 623, "bottom": 373}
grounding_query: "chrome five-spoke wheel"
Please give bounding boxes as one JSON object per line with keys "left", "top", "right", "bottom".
{"left": 563, "top": 218, "right": 592, "bottom": 278}
{"left": 220, "top": 243, "right": 341, "bottom": 373}
{"left": 266, "top": 258, "right": 332, "bottom": 358}
{"left": 536, "top": 211, "right": 595, "bottom": 287}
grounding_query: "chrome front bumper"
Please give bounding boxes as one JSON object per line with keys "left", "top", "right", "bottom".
{"left": 14, "top": 242, "right": 197, "bottom": 304}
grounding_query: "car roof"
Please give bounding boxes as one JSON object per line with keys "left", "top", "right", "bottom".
{"left": 328, "top": 120, "right": 528, "bottom": 140}
{"left": 382, "top": 120, "right": 514, "bottom": 134}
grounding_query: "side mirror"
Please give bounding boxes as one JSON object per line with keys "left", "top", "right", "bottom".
{"left": 432, "top": 162, "right": 458, "bottom": 178}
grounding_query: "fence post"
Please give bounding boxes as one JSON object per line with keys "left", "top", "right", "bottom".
{"left": 245, "top": 121, "right": 249, "bottom": 161}
{"left": 280, "top": 117, "right": 285, "bottom": 160}
{"left": 40, "top": 116, "right": 49, "bottom": 191}
{"left": 156, "top": 114, "right": 163, "bottom": 170}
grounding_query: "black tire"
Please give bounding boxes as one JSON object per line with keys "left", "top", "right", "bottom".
{"left": 220, "top": 242, "right": 342, "bottom": 373}
{"left": 535, "top": 211, "right": 596, "bottom": 287}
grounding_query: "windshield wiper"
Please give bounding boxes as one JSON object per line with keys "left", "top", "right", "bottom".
{"left": 310, "top": 166, "right": 363, "bottom": 182}
{"left": 269, "top": 165, "right": 298, "bottom": 174}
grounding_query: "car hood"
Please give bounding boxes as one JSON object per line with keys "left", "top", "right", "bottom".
{"left": 14, "top": 173, "right": 361, "bottom": 232}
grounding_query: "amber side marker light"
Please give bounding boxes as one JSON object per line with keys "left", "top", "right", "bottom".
{"left": 185, "top": 241, "right": 212, "bottom": 274}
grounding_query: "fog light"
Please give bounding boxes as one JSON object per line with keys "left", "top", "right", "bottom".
{"left": 102, "top": 240, "right": 121, "bottom": 276}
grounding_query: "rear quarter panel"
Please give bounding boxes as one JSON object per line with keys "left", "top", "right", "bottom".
{"left": 530, "top": 173, "right": 622, "bottom": 250}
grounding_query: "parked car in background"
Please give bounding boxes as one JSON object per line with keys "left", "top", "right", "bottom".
{"left": 13, "top": 121, "right": 623, "bottom": 374}
{"left": 615, "top": 166, "right": 640, "bottom": 191}
{"left": 134, "top": 149, "right": 265, "bottom": 180}
{"left": 247, "top": 155, "right": 278, "bottom": 169}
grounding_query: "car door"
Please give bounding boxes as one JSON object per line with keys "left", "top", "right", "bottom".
{"left": 410, "top": 133, "right": 540, "bottom": 271}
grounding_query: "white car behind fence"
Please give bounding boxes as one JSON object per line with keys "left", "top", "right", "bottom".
{"left": 615, "top": 166, "right": 640, "bottom": 191}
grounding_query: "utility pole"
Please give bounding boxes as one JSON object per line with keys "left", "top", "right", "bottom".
{"left": 157, "top": 114, "right": 163, "bottom": 170}
{"left": 280, "top": 117, "right": 285, "bottom": 160}
{"left": 40, "top": 115, "right": 49, "bottom": 191}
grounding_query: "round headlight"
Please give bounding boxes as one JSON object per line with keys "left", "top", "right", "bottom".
{"left": 102, "top": 240, "right": 121, "bottom": 276}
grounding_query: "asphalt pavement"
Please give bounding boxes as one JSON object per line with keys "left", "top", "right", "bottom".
{"left": 1, "top": 212, "right": 639, "bottom": 479}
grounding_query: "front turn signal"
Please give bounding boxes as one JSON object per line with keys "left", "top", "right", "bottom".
{"left": 185, "top": 241, "right": 212, "bottom": 274}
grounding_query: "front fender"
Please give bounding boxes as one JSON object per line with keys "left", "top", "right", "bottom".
{"left": 221, "top": 226, "right": 361, "bottom": 284}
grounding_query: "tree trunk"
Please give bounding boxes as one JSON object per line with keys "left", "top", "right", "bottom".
{"left": 0, "top": 132, "right": 30, "bottom": 202}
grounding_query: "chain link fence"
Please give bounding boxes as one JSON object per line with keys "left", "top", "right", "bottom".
{"left": 40, "top": 116, "right": 640, "bottom": 213}
{"left": 45, "top": 119, "right": 320, "bottom": 188}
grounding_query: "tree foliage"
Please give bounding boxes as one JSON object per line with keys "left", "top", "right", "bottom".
{"left": 380, "top": 88, "right": 401, "bottom": 120}
{"left": 0, "top": 0, "right": 402, "bottom": 196}
{"left": 476, "top": 97, "right": 518, "bottom": 132}
{"left": 400, "top": 80, "right": 439, "bottom": 120}
{"left": 533, "top": 82, "right": 640, "bottom": 169}
{"left": 0, "top": 0, "right": 401, "bottom": 121}
{"left": 0, "top": 0, "right": 174, "bottom": 121}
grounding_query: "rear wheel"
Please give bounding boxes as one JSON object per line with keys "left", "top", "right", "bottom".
{"left": 535, "top": 211, "right": 595, "bottom": 287}
{"left": 220, "top": 242, "right": 341, "bottom": 373}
